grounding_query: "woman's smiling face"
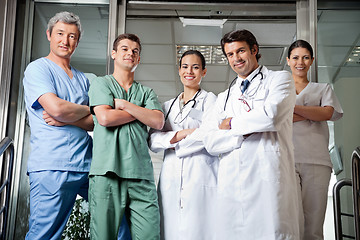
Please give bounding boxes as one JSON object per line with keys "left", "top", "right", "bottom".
{"left": 287, "top": 47, "right": 314, "bottom": 78}
{"left": 179, "top": 54, "right": 207, "bottom": 89}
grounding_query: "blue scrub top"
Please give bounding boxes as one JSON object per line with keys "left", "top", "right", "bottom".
{"left": 23, "top": 57, "right": 92, "bottom": 173}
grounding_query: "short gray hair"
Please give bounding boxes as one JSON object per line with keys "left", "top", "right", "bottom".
{"left": 47, "top": 11, "right": 83, "bottom": 41}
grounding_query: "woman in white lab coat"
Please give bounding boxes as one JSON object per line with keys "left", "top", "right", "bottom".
{"left": 287, "top": 40, "right": 343, "bottom": 240}
{"left": 148, "top": 50, "right": 218, "bottom": 240}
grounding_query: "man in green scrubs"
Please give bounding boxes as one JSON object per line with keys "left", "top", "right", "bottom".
{"left": 88, "top": 33, "right": 164, "bottom": 240}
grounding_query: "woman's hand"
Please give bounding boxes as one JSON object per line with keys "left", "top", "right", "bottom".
{"left": 170, "top": 128, "right": 196, "bottom": 144}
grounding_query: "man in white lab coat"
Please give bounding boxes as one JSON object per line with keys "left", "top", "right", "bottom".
{"left": 203, "top": 29, "right": 300, "bottom": 239}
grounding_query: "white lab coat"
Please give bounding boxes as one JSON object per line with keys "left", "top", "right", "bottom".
{"left": 148, "top": 89, "right": 218, "bottom": 240}
{"left": 202, "top": 66, "right": 300, "bottom": 240}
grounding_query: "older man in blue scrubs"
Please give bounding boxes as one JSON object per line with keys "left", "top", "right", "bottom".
{"left": 23, "top": 11, "right": 93, "bottom": 239}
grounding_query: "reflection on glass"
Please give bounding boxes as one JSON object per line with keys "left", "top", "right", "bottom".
{"left": 317, "top": 9, "right": 360, "bottom": 83}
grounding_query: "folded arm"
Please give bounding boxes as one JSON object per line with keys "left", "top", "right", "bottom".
{"left": 43, "top": 111, "right": 94, "bottom": 131}
{"left": 38, "top": 92, "right": 90, "bottom": 123}
{"left": 200, "top": 100, "right": 244, "bottom": 156}
{"left": 293, "top": 105, "right": 334, "bottom": 122}
{"left": 170, "top": 128, "right": 195, "bottom": 144}
{"left": 93, "top": 104, "right": 136, "bottom": 127}
{"left": 148, "top": 127, "right": 177, "bottom": 153}
{"left": 115, "top": 99, "right": 164, "bottom": 130}
{"left": 293, "top": 113, "right": 306, "bottom": 122}
{"left": 230, "top": 71, "right": 295, "bottom": 135}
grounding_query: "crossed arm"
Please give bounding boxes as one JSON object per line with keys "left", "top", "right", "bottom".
{"left": 93, "top": 98, "right": 164, "bottom": 130}
{"left": 293, "top": 105, "right": 334, "bottom": 122}
{"left": 39, "top": 92, "right": 94, "bottom": 131}
{"left": 220, "top": 106, "right": 334, "bottom": 126}
{"left": 170, "top": 129, "right": 196, "bottom": 144}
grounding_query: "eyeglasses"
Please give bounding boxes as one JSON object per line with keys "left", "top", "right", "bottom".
{"left": 238, "top": 97, "right": 251, "bottom": 112}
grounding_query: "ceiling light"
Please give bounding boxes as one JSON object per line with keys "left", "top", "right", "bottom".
{"left": 179, "top": 17, "right": 227, "bottom": 28}
{"left": 176, "top": 45, "right": 227, "bottom": 65}
{"left": 346, "top": 46, "right": 360, "bottom": 65}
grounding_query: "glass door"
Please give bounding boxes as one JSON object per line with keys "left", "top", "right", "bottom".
{"left": 317, "top": 3, "right": 360, "bottom": 239}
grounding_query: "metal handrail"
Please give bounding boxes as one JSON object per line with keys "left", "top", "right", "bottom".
{"left": 333, "top": 179, "right": 355, "bottom": 240}
{"left": 0, "top": 137, "right": 14, "bottom": 240}
{"left": 351, "top": 147, "right": 360, "bottom": 240}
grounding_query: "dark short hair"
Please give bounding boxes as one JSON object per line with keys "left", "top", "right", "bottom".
{"left": 221, "top": 29, "right": 261, "bottom": 61}
{"left": 288, "top": 39, "right": 314, "bottom": 58}
{"left": 113, "top": 33, "right": 142, "bottom": 53}
{"left": 179, "top": 50, "right": 206, "bottom": 70}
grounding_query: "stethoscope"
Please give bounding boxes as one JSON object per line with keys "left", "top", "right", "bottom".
{"left": 165, "top": 89, "right": 201, "bottom": 123}
{"left": 223, "top": 65, "right": 264, "bottom": 111}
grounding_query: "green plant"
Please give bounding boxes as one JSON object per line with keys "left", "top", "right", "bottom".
{"left": 62, "top": 198, "right": 90, "bottom": 240}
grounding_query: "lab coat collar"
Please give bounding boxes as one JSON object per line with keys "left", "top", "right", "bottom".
{"left": 178, "top": 89, "right": 206, "bottom": 104}
{"left": 235, "top": 65, "right": 263, "bottom": 88}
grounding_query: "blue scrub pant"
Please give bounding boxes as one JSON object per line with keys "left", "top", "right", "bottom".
{"left": 25, "top": 170, "right": 89, "bottom": 240}
{"left": 118, "top": 215, "right": 131, "bottom": 240}
{"left": 25, "top": 170, "right": 132, "bottom": 240}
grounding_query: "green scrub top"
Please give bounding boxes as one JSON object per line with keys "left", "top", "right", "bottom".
{"left": 88, "top": 75, "right": 163, "bottom": 180}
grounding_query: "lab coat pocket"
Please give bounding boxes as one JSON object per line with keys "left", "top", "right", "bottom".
{"left": 159, "top": 154, "right": 178, "bottom": 191}
{"left": 251, "top": 89, "right": 267, "bottom": 110}
{"left": 259, "top": 150, "right": 281, "bottom": 183}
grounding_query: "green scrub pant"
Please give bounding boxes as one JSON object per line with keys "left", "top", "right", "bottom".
{"left": 89, "top": 173, "right": 160, "bottom": 240}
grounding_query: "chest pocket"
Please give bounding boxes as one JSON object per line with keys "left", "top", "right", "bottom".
{"left": 188, "top": 108, "right": 203, "bottom": 122}
{"left": 250, "top": 88, "right": 267, "bottom": 110}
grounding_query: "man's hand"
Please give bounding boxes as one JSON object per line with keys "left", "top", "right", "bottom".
{"left": 114, "top": 98, "right": 129, "bottom": 110}
{"left": 219, "top": 117, "right": 232, "bottom": 130}
{"left": 113, "top": 98, "right": 164, "bottom": 130}
{"left": 43, "top": 111, "right": 66, "bottom": 127}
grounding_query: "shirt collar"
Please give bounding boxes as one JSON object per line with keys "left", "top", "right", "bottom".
{"left": 236, "top": 65, "right": 261, "bottom": 87}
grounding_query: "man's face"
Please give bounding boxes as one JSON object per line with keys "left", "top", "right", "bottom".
{"left": 111, "top": 39, "right": 140, "bottom": 72}
{"left": 224, "top": 41, "right": 259, "bottom": 79}
{"left": 46, "top": 21, "right": 79, "bottom": 60}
